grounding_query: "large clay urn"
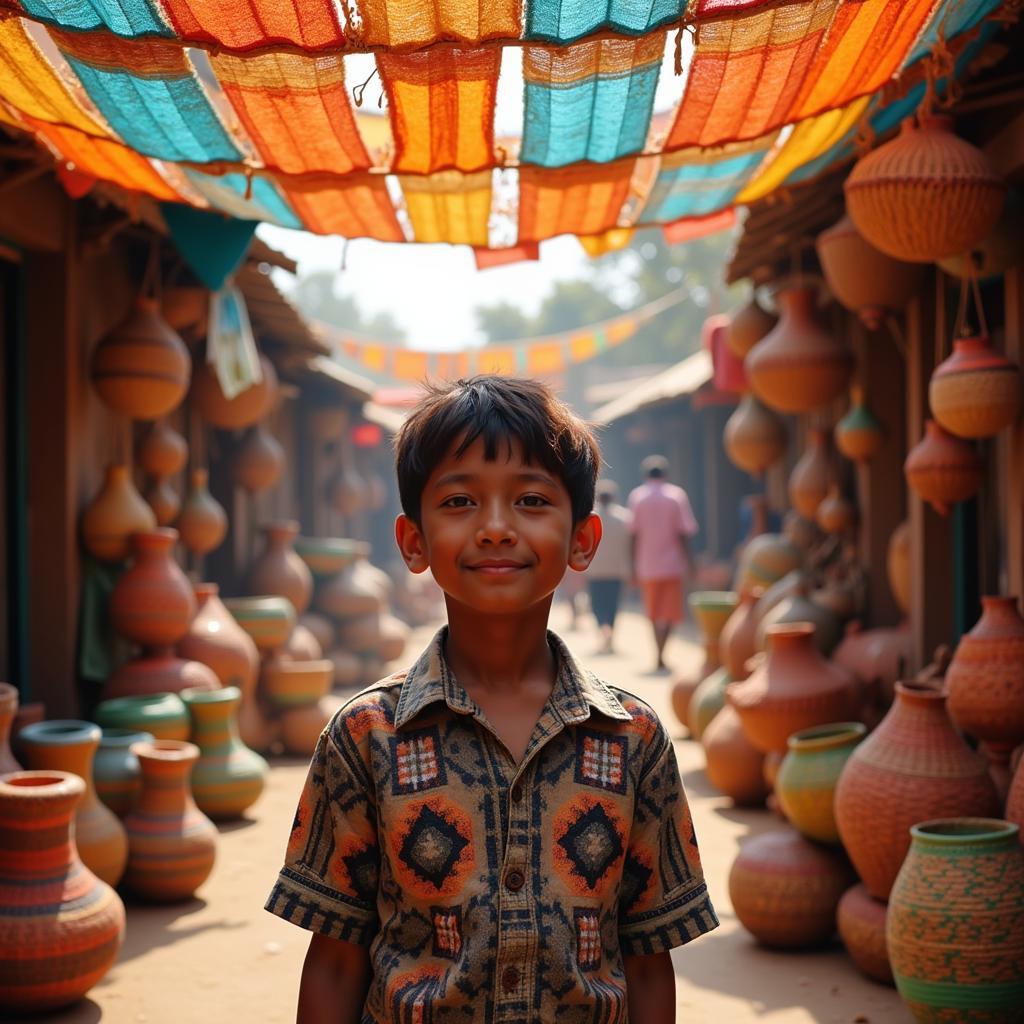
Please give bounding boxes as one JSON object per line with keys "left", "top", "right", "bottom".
{"left": 745, "top": 285, "right": 854, "bottom": 414}
{"left": 719, "top": 588, "right": 761, "bottom": 680}
{"left": 726, "top": 294, "right": 775, "bottom": 359}
{"left": 0, "top": 771, "right": 126, "bottom": 1012}
{"left": 726, "top": 623, "right": 859, "bottom": 757}
{"left": 178, "top": 583, "right": 259, "bottom": 694}
{"left": 835, "top": 387, "right": 884, "bottom": 464}
{"left": 886, "top": 520, "right": 911, "bottom": 615}
{"left": 103, "top": 650, "right": 219, "bottom": 700}
{"left": 233, "top": 424, "right": 285, "bottom": 495}
{"left": 724, "top": 394, "right": 787, "bottom": 476}
{"left": 0, "top": 682, "right": 20, "bottom": 774}
{"left": 734, "top": 533, "right": 802, "bottom": 592}
{"left": 191, "top": 352, "right": 278, "bottom": 430}
{"left": 833, "top": 682, "right": 1000, "bottom": 900}
{"left": 81, "top": 464, "right": 157, "bottom": 563}
{"left": 177, "top": 469, "right": 228, "bottom": 558}
{"left": 138, "top": 419, "right": 188, "bottom": 479}
{"left": 250, "top": 521, "right": 314, "bottom": 616}
{"left": 788, "top": 429, "right": 831, "bottom": 520}
{"left": 701, "top": 704, "right": 767, "bottom": 806}
{"left": 903, "top": 419, "right": 983, "bottom": 515}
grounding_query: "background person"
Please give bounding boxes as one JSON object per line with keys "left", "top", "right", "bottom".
{"left": 586, "top": 479, "right": 633, "bottom": 654}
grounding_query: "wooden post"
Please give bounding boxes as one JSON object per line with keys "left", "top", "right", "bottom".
{"left": 999, "top": 267, "right": 1024, "bottom": 598}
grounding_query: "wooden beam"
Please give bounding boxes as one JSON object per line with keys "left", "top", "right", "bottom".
{"left": 1000, "top": 266, "right": 1024, "bottom": 599}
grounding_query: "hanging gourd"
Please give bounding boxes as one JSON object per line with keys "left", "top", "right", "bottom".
{"left": 816, "top": 485, "right": 856, "bottom": 536}
{"left": 844, "top": 115, "right": 1005, "bottom": 263}
{"left": 138, "top": 420, "right": 188, "bottom": 479}
{"left": 929, "top": 335, "right": 1021, "bottom": 440}
{"left": 191, "top": 354, "right": 278, "bottom": 431}
{"left": 745, "top": 285, "right": 854, "bottom": 414}
{"left": 816, "top": 214, "right": 923, "bottom": 329}
{"left": 788, "top": 429, "right": 831, "bottom": 520}
{"left": 233, "top": 424, "right": 285, "bottom": 495}
{"left": 81, "top": 464, "right": 157, "bottom": 563}
{"left": 904, "top": 421, "right": 983, "bottom": 516}
{"left": 177, "top": 469, "right": 228, "bottom": 557}
{"left": 724, "top": 395, "right": 787, "bottom": 476}
{"left": 144, "top": 477, "right": 181, "bottom": 527}
{"left": 726, "top": 295, "right": 776, "bottom": 359}
{"left": 887, "top": 520, "right": 911, "bottom": 616}
{"left": 835, "top": 387, "right": 885, "bottom": 464}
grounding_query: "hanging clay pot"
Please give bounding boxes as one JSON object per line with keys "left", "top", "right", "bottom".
{"left": 724, "top": 394, "right": 787, "bottom": 476}
{"left": 250, "top": 521, "right": 313, "bottom": 616}
{"left": 701, "top": 704, "right": 767, "bottom": 806}
{"left": 815, "top": 484, "right": 855, "bottom": 536}
{"left": 844, "top": 115, "right": 1006, "bottom": 263}
{"left": 745, "top": 285, "right": 854, "bottom": 414}
{"left": 788, "top": 429, "right": 831, "bottom": 520}
{"left": 91, "top": 298, "right": 190, "bottom": 420}
{"left": 782, "top": 509, "right": 823, "bottom": 553}
{"left": 886, "top": 520, "right": 911, "bottom": 616}
{"left": 835, "top": 387, "right": 885, "bottom": 463}
{"left": 177, "top": 469, "right": 228, "bottom": 558}
{"left": 122, "top": 740, "right": 217, "bottom": 902}
{"left": 0, "top": 771, "right": 126, "bottom": 1012}
{"left": 94, "top": 692, "right": 189, "bottom": 742}
{"left": 837, "top": 883, "right": 893, "bottom": 986}
{"left": 232, "top": 424, "right": 285, "bottom": 495}
{"left": 81, "top": 464, "right": 157, "bottom": 563}
{"left": 687, "top": 667, "right": 731, "bottom": 741}
{"left": 144, "top": 476, "right": 180, "bottom": 527}
{"left": 815, "top": 213, "right": 923, "bottom": 329}
{"left": 138, "top": 419, "right": 188, "bottom": 479}
{"left": 0, "top": 682, "right": 21, "bottom": 774}
{"left": 94, "top": 728, "right": 153, "bottom": 817}
{"left": 308, "top": 405, "right": 348, "bottom": 443}
{"left": 834, "top": 681, "right": 1000, "bottom": 900}
{"left": 719, "top": 588, "right": 762, "bottom": 680}
{"left": 191, "top": 353, "right": 278, "bottom": 431}
{"left": 734, "top": 533, "right": 802, "bottom": 593}
{"left": 938, "top": 188, "right": 1024, "bottom": 280}
{"left": 110, "top": 528, "right": 195, "bottom": 647}
{"left": 18, "top": 721, "right": 128, "bottom": 887}
{"left": 726, "top": 294, "right": 776, "bottom": 359}
{"left": 103, "top": 649, "right": 219, "bottom": 701}
{"left": 224, "top": 596, "right": 296, "bottom": 653}
{"left": 161, "top": 285, "right": 208, "bottom": 333}
{"left": 904, "top": 419, "right": 983, "bottom": 516}
{"left": 279, "top": 695, "right": 344, "bottom": 758}
{"left": 928, "top": 334, "right": 1022, "bottom": 440}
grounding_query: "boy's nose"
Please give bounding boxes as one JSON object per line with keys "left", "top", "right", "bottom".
{"left": 476, "top": 505, "right": 517, "bottom": 545}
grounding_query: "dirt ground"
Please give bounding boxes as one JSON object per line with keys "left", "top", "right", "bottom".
{"left": 32, "top": 607, "right": 910, "bottom": 1024}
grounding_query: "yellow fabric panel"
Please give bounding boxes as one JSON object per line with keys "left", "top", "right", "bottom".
{"left": 355, "top": 0, "right": 521, "bottom": 49}
{"left": 392, "top": 349, "right": 430, "bottom": 381}
{"left": 402, "top": 170, "right": 491, "bottom": 246}
{"left": 476, "top": 347, "right": 516, "bottom": 374}
{"left": 579, "top": 228, "right": 635, "bottom": 256}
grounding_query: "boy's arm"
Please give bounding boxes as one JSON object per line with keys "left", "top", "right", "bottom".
{"left": 297, "top": 933, "right": 372, "bottom": 1024}
{"left": 623, "top": 951, "right": 675, "bottom": 1024}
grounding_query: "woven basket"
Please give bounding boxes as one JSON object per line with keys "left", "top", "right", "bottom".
{"left": 929, "top": 336, "right": 1022, "bottom": 439}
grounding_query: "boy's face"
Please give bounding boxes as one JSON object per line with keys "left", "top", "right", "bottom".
{"left": 395, "top": 436, "right": 601, "bottom": 616}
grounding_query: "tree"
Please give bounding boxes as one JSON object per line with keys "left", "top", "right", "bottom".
{"left": 289, "top": 269, "right": 407, "bottom": 342}
{"left": 475, "top": 302, "right": 531, "bottom": 342}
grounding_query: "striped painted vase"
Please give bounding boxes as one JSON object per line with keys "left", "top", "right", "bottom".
{"left": 181, "top": 687, "right": 267, "bottom": 820}
{"left": 887, "top": 818, "right": 1024, "bottom": 1021}
{"left": 122, "top": 740, "right": 217, "bottom": 902}
{"left": 94, "top": 729, "right": 154, "bottom": 817}
{"left": 0, "top": 771, "right": 125, "bottom": 1012}
{"left": 94, "top": 692, "right": 189, "bottom": 742}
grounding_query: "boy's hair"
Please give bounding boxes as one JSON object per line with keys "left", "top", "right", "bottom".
{"left": 394, "top": 375, "right": 601, "bottom": 525}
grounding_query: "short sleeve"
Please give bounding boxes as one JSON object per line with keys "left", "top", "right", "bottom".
{"left": 676, "top": 490, "right": 698, "bottom": 538}
{"left": 618, "top": 725, "right": 718, "bottom": 955}
{"left": 264, "top": 722, "right": 380, "bottom": 945}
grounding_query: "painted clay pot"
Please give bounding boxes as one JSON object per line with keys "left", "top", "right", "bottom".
{"left": 180, "top": 686, "right": 267, "bottom": 820}
{"left": 0, "top": 683, "right": 21, "bottom": 774}
{"left": 144, "top": 476, "right": 180, "bottom": 527}
{"left": 834, "top": 682, "right": 1000, "bottom": 900}
{"left": 776, "top": 722, "right": 866, "bottom": 845}
{"left": 702, "top": 704, "right": 767, "bottom": 807}
{"left": 279, "top": 695, "right": 344, "bottom": 758}
{"left": 94, "top": 728, "right": 153, "bottom": 817}
{"left": 18, "top": 721, "right": 128, "bottom": 887}
{"left": 755, "top": 585, "right": 842, "bottom": 656}
{"left": 671, "top": 591, "right": 736, "bottom": 730}
{"left": 294, "top": 537, "right": 366, "bottom": 578}
{"left": 886, "top": 520, "right": 911, "bottom": 615}
{"left": 726, "top": 294, "right": 776, "bottom": 359}
{"left": 138, "top": 419, "right": 187, "bottom": 479}
{"left": 178, "top": 583, "right": 259, "bottom": 695}
{"left": 734, "top": 533, "right": 802, "bottom": 592}
{"left": 904, "top": 419, "right": 983, "bottom": 516}
{"left": 110, "top": 528, "right": 195, "bottom": 648}
{"left": 724, "top": 394, "right": 787, "bottom": 477}
{"left": 887, "top": 818, "right": 1024, "bottom": 1020}
{"left": 103, "top": 649, "right": 219, "bottom": 700}
{"left": 688, "top": 667, "right": 731, "bottom": 742}
{"left": 0, "top": 771, "right": 126, "bottom": 1012}
{"left": 835, "top": 387, "right": 885, "bottom": 463}
{"left": 816, "top": 485, "right": 855, "bottom": 536}
{"left": 260, "top": 655, "right": 334, "bottom": 710}
{"left": 177, "top": 469, "right": 228, "bottom": 558}
{"left": 788, "top": 429, "right": 831, "bottom": 520}
{"left": 93, "top": 692, "right": 188, "bottom": 742}
{"left": 719, "top": 588, "right": 762, "bottom": 680}
{"left": 191, "top": 352, "right": 277, "bottom": 430}
{"left": 232, "top": 424, "right": 284, "bottom": 495}
{"left": 837, "top": 883, "right": 893, "bottom": 985}
{"left": 224, "top": 596, "right": 296, "bottom": 653}
{"left": 250, "top": 521, "right": 313, "bottom": 616}
{"left": 728, "top": 827, "right": 856, "bottom": 948}
{"left": 81, "top": 464, "right": 157, "bottom": 563}
{"left": 122, "top": 740, "right": 217, "bottom": 902}
{"left": 929, "top": 335, "right": 1021, "bottom": 440}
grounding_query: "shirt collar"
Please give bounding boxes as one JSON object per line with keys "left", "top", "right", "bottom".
{"left": 394, "top": 626, "right": 631, "bottom": 729}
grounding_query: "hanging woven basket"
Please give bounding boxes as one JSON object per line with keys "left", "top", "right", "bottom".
{"left": 844, "top": 115, "right": 1006, "bottom": 263}
{"left": 726, "top": 296, "right": 776, "bottom": 359}
{"left": 903, "top": 420, "right": 983, "bottom": 516}
{"left": 835, "top": 387, "right": 885, "bottom": 464}
{"left": 724, "top": 394, "right": 787, "bottom": 476}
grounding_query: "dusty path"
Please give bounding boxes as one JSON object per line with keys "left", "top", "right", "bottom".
{"left": 34, "top": 608, "right": 908, "bottom": 1024}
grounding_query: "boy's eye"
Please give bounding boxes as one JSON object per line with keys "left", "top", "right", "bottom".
{"left": 441, "top": 495, "right": 474, "bottom": 508}
{"left": 519, "top": 494, "right": 551, "bottom": 508}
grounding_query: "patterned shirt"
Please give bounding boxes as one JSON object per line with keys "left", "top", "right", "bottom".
{"left": 265, "top": 628, "right": 717, "bottom": 1023}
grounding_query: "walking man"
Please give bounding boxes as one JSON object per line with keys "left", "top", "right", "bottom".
{"left": 586, "top": 479, "right": 633, "bottom": 654}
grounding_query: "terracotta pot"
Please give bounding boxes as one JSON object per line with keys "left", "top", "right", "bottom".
{"left": 726, "top": 294, "right": 776, "bottom": 359}
{"left": 688, "top": 667, "right": 730, "bottom": 742}
{"left": 94, "top": 728, "right": 153, "bottom": 817}
{"left": 377, "top": 613, "right": 410, "bottom": 663}
{"left": 283, "top": 624, "right": 323, "bottom": 662}
{"left": 788, "top": 429, "right": 831, "bottom": 520}
{"left": 845, "top": 115, "right": 1006, "bottom": 263}
{"left": 103, "top": 650, "right": 219, "bottom": 700}
{"left": 81, "top": 464, "right": 157, "bottom": 563}
{"left": 191, "top": 352, "right": 277, "bottom": 430}
{"left": 735, "top": 533, "right": 802, "bottom": 592}
{"left": 811, "top": 578, "right": 862, "bottom": 624}
{"left": 783, "top": 510, "right": 823, "bottom": 552}
{"left": 1007, "top": 755, "right": 1024, "bottom": 840}
{"left": 279, "top": 695, "right": 344, "bottom": 758}
{"left": 18, "top": 721, "right": 128, "bottom": 887}
{"left": 161, "top": 285, "right": 208, "bottom": 332}
{"left": 10, "top": 702, "right": 44, "bottom": 763}
{"left": 224, "top": 596, "right": 296, "bottom": 652}
{"left": 816, "top": 484, "right": 855, "bottom": 536}
{"left": 691, "top": 591, "right": 739, "bottom": 662}
{"left": 746, "top": 285, "right": 854, "bottom": 414}
{"left": 90, "top": 297, "right": 190, "bottom": 420}
{"left": 0, "top": 683, "right": 21, "bottom": 774}
{"left": 724, "top": 394, "right": 787, "bottom": 477}
{"left": 755, "top": 585, "right": 842, "bottom": 656}
{"left": 776, "top": 722, "right": 866, "bottom": 845}
{"left": 832, "top": 623, "right": 911, "bottom": 707}
{"left": 835, "top": 387, "right": 885, "bottom": 464}
{"left": 834, "top": 682, "right": 1000, "bottom": 900}
{"left": 138, "top": 420, "right": 188, "bottom": 479}
{"left": 294, "top": 537, "right": 367, "bottom": 578}
{"left": 719, "top": 588, "right": 761, "bottom": 680}
{"left": 728, "top": 827, "right": 855, "bottom": 948}
{"left": 329, "top": 466, "right": 367, "bottom": 518}
{"left": 904, "top": 419, "right": 983, "bottom": 516}
{"left": 0, "top": 771, "right": 125, "bottom": 1012}
{"left": 886, "top": 520, "right": 911, "bottom": 615}
{"left": 929, "top": 334, "right": 1021, "bottom": 440}
{"left": 232, "top": 424, "right": 285, "bottom": 495}
{"left": 179, "top": 582, "right": 259, "bottom": 694}
{"left": 260, "top": 655, "right": 334, "bottom": 709}
{"left": 837, "top": 883, "right": 893, "bottom": 986}
{"left": 887, "top": 818, "right": 1024, "bottom": 1019}
{"left": 299, "top": 613, "right": 336, "bottom": 652}
{"left": 702, "top": 704, "right": 767, "bottom": 806}
{"left": 330, "top": 648, "right": 363, "bottom": 690}
{"left": 938, "top": 188, "right": 1024, "bottom": 280}
{"left": 753, "top": 569, "right": 807, "bottom": 624}
{"left": 316, "top": 564, "right": 385, "bottom": 619}
{"left": 93, "top": 692, "right": 189, "bottom": 742}
{"left": 250, "top": 521, "right": 313, "bottom": 616}
{"left": 181, "top": 686, "right": 267, "bottom": 820}
{"left": 177, "top": 469, "right": 228, "bottom": 557}
{"left": 122, "top": 740, "right": 217, "bottom": 902}
{"left": 144, "top": 476, "right": 181, "bottom": 527}
{"left": 728, "top": 623, "right": 859, "bottom": 756}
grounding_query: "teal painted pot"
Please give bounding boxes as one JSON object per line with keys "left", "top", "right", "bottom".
{"left": 93, "top": 693, "right": 189, "bottom": 742}
{"left": 887, "top": 818, "right": 1024, "bottom": 1021}
{"left": 94, "top": 729, "right": 154, "bottom": 817}
{"left": 688, "top": 667, "right": 731, "bottom": 741}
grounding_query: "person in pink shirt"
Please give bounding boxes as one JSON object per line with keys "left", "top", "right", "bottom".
{"left": 628, "top": 455, "right": 698, "bottom": 671}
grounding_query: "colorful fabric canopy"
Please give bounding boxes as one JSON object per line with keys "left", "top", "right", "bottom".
{"left": 0, "top": 0, "right": 1010, "bottom": 250}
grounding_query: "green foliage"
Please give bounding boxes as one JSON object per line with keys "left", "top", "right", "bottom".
{"left": 291, "top": 269, "right": 407, "bottom": 342}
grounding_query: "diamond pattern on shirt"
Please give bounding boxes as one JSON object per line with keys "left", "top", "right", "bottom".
{"left": 575, "top": 729, "right": 628, "bottom": 794}
{"left": 393, "top": 797, "right": 474, "bottom": 897}
{"left": 554, "top": 797, "right": 626, "bottom": 893}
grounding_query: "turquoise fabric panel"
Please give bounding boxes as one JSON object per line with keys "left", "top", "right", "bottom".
{"left": 161, "top": 204, "right": 259, "bottom": 290}
{"left": 20, "top": 0, "right": 169, "bottom": 36}
{"left": 908, "top": 0, "right": 1000, "bottom": 66}
{"left": 641, "top": 148, "right": 766, "bottom": 222}
{"left": 184, "top": 171, "right": 303, "bottom": 230}
{"left": 522, "top": 60, "right": 661, "bottom": 166}
{"left": 64, "top": 57, "right": 241, "bottom": 164}
{"left": 526, "top": 0, "right": 685, "bottom": 43}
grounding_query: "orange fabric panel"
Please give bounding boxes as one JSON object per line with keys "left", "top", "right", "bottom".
{"left": 281, "top": 178, "right": 405, "bottom": 241}
{"left": 392, "top": 349, "right": 430, "bottom": 381}
{"left": 476, "top": 347, "right": 516, "bottom": 374}
{"left": 473, "top": 243, "right": 539, "bottom": 269}
{"left": 435, "top": 352, "right": 472, "bottom": 378}
{"left": 526, "top": 342, "right": 565, "bottom": 375}
{"left": 401, "top": 170, "right": 492, "bottom": 247}
{"left": 212, "top": 52, "right": 371, "bottom": 176}
{"left": 379, "top": 46, "right": 500, "bottom": 174}
{"left": 354, "top": 0, "right": 521, "bottom": 49}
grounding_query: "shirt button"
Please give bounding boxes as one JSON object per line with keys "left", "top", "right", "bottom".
{"left": 501, "top": 966, "right": 520, "bottom": 992}
{"left": 511, "top": 784, "right": 524, "bottom": 803}
{"left": 505, "top": 868, "right": 525, "bottom": 892}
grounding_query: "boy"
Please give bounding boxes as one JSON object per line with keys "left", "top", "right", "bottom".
{"left": 266, "top": 376, "right": 718, "bottom": 1023}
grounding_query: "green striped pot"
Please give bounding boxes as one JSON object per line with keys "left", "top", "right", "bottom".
{"left": 223, "top": 596, "right": 295, "bottom": 652}
{"left": 94, "top": 729, "right": 154, "bottom": 817}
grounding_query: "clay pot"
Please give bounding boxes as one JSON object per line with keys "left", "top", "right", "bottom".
{"left": 294, "top": 537, "right": 367, "bottom": 578}
{"left": 788, "top": 429, "right": 831, "bottom": 520}
{"left": 299, "top": 613, "right": 336, "bottom": 652}
{"left": 816, "top": 213, "right": 923, "bottom": 329}
{"left": 832, "top": 623, "right": 911, "bottom": 707}
{"left": 161, "top": 285, "right": 208, "bottom": 332}
{"left": 260, "top": 655, "right": 334, "bottom": 709}
{"left": 91, "top": 297, "right": 190, "bottom": 420}
{"left": 279, "top": 695, "right": 344, "bottom": 758}
{"left": 18, "top": 721, "right": 128, "bottom": 887}
{"left": 138, "top": 420, "right": 188, "bottom": 478}
{"left": 191, "top": 352, "right": 278, "bottom": 430}
{"left": 0, "top": 771, "right": 126, "bottom": 1012}
{"left": 753, "top": 569, "right": 807, "bottom": 624}
{"left": 329, "top": 466, "right": 367, "bottom": 518}
{"left": 330, "top": 648, "right": 363, "bottom": 690}
{"left": 815, "top": 484, "right": 855, "bottom": 536}
{"left": 834, "top": 681, "right": 1000, "bottom": 900}
{"left": 727, "top": 623, "right": 859, "bottom": 756}
{"left": 1007, "top": 756, "right": 1024, "bottom": 839}
{"left": 746, "top": 285, "right": 854, "bottom": 414}
{"left": 811, "top": 577, "right": 862, "bottom": 624}
{"left": 702, "top": 704, "right": 767, "bottom": 806}
{"left": 724, "top": 394, "right": 787, "bottom": 477}
{"left": 179, "top": 582, "right": 259, "bottom": 693}
{"left": 81, "top": 464, "right": 157, "bottom": 563}
{"left": 886, "top": 520, "right": 911, "bottom": 615}
{"left": 250, "top": 521, "right": 313, "bottom": 616}
{"left": 735, "top": 533, "right": 802, "bottom": 592}
{"left": 728, "top": 827, "right": 856, "bottom": 948}
{"left": 887, "top": 818, "right": 1024, "bottom": 1019}
{"left": 233, "top": 424, "right": 285, "bottom": 495}
{"left": 938, "top": 188, "right": 1024, "bottom": 280}
{"left": 224, "top": 596, "right": 296, "bottom": 652}
{"left": 776, "top": 722, "right": 865, "bottom": 845}
{"left": 177, "top": 469, "right": 228, "bottom": 557}
{"left": 94, "top": 728, "right": 153, "bottom": 817}
{"left": 755, "top": 585, "right": 842, "bottom": 656}
{"left": 316, "top": 564, "right": 385, "bottom": 619}
{"left": 726, "top": 294, "right": 776, "bottom": 359}
{"left": 837, "top": 883, "right": 893, "bottom": 985}
{"left": 782, "top": 510, "right": 823, "bottom": 552}
{"left": 0, "top": 683, "right": 21, "bottom": 774}
{"left": 845, "top": 115, "right": 1006, "bottom": 263}
{"left": 904, "top": 419, "right": 983, "bottom": 516}
{"left": 103, "top": 650, "right": 219, "bottom": 700}
{"left": 719, "top": 588, "right": 761, "bottom": 680}
{"left": 929, "top": 334, "right": 1021, "bottom": 440}
{"left": 180, "top": 686, "right": 267, "bottom": 820}
{"left": 144, "top": 476, "right": 181, "bottom": 526}
{"left": 307, "top": 405, "right": 348, "bottom": 442}
{"left": 283, "top": 624, "right": 323, "bottom": 662}
{"left": 688, "top": 667, "right": 730, "bottom": 741}
{"left": 835, "top": 387, "right": 885, "bottom": 463}
{"left": 377, "top": 613, "right": 410, "bottom": 663}
{"left": 93, "top": 692, "right": 189, "bottom": 742}
{"left": 671, "top": 591, "right": 737, "bottom": 730}
{"left": 10, "top": 702, "right": 44, "bottom": 763}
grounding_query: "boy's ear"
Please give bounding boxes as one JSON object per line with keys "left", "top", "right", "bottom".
{"left": 568, "top": 512, "right": 602, "bottom": 572}
{"left": 395, "top": 514, "right": 430, "bottom": 574}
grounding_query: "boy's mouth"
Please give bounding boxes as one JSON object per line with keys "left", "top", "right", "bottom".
{"left": 467, "top": 559, "right": 527, "bottom": 574}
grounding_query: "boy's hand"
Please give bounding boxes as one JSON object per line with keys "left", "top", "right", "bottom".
{"left": 623, "top": 950, "right": 676, "bottom": 1024}
{"left": 297, "top": 932, "right": 372, "bottom": 1024}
